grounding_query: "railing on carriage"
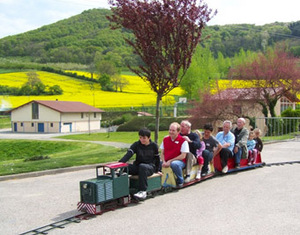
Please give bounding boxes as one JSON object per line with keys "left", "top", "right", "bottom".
{"left": 255, "top": 117, "right": 300, "bottom": 142}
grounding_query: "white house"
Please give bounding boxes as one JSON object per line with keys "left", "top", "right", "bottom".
{"left": 10, "top": 100, "right": 104, "bottom": 133}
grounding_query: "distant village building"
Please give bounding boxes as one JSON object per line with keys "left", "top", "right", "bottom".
{"left": 137, "top": 111, "right": 153, "bottom": 117}
{"left": 211, "top": 88, "right": 299, "bottom": 134}
{"left": 10, "top": 100, "right": 104, "bottom": 133}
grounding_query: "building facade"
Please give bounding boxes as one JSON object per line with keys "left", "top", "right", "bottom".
{"left": 10, "top": 100, "right": 104, "bottom": 133}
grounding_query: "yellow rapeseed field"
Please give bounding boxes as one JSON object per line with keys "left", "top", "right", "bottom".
{"left": 0, "top": 71, "right": 184, "bottom": 109}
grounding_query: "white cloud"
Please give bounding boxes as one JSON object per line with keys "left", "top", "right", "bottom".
{"left": 205, "top": 0, "right": 300, "bottom": 25}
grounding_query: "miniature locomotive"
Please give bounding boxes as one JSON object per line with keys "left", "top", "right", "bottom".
{"left": 78, "top": 153, "right": 263, "bottom": 215}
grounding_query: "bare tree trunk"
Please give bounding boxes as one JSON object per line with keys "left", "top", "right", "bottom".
{"left": 154, "top": 94, "right": 162, "bottom": 143}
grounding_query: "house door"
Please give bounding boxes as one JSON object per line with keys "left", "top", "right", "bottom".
{"left": 38, "top": 123, "right": 44, "bottom": 132}
{"left": 14, "top": 123, "right": 17, "bottom": 132}
{"left": 63, "top": 123, "right": 72, "bottom": 132}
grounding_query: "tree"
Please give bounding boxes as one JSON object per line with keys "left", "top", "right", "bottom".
{"left": 26, "top": 71, "right": 42, "bottom": 89}
{"left": 47, "top": 85, "right": 63, "bottom": 95}
{"left": 229, "top": 46, "right": 300, "bottom": 117}
{"left": 188, "top": 87, "right": 239, "bottom": 130}
{"left": 180, "top": 45, "right": 231, "bottom": 100}
{"left": 24, "top": 71, "right": 46, "bottom": 95}
{"left": 108, "top": 0, "right": 216, "bottom": 142}
{"left": 98, "top": 74, "right": 114, "bottom": 91}
{"left": 111, "top": 75, "right": 129, "bottom": 92}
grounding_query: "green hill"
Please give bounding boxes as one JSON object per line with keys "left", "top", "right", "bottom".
{"left": 0, "top": 8, "right": 299, "bottom": 67}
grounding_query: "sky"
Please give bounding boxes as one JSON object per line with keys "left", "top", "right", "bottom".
{"left": 0, "top": 0, "right": 299, "bottom": 39}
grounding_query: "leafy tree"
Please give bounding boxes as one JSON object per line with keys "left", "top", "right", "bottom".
{"left": 47, "top": 85, "right": 63, "bottom": 95}
{"left": 181, "top": 45, "right": 231, "bottom": 100}
{"left": 96, "top": 60, "right": 118, "bottom": 76}
{"left": 188, "top": 88, "right": 239, "bottom": 129}
{"left": 111, "top": 75, "right": 129, "bottom": 92}
{"left": 108, "top": 0, "right": 216, "bottom": 142}
{"left": 229, "top": 46, "right": 300, "bottom": 117}
{"left": 98, "top": 74, "right": 114, "bottom": 91}
{"left": 289, "top": 21, "right": 300, "bottom": 36}
{"left": 26, "top": 71, "right": 42, "bottom": 89}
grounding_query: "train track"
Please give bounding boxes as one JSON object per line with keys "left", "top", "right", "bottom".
{"left": 19, "top": 213, "right": 94, "bottom": 235}
{"left": 19, "top": 160, "right": 300, "bottom": 235}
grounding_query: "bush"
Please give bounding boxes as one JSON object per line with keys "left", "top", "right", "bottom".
{"left": 112, "top": 113, "right": 133, "bottom": 125}
{"left": 281, "top": 108, "right": 300, "bottom": 134}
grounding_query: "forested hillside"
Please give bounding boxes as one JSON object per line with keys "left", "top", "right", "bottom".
{"left": 0, "top": 8, "right": 299, "bottom": 67}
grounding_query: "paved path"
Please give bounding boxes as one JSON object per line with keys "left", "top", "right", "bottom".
{"left": 0, "top": 128, "right": 130, "bottom": 148}
{"left": 0, "top": 140, "right": 299, "bottom": 235}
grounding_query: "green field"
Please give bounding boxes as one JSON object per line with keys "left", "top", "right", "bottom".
{"left": 0, "top": 131, "right": 168, "bottom": 176}
{"left": 0, "top": 139, "right": 126, "bottom": 176}
{"left": 0, "top": 116, "right": 11, "bottom": 129}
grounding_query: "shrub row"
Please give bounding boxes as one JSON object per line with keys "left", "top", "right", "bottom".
{"left": 116, "top": 116, "right": 187, "bottom": 132}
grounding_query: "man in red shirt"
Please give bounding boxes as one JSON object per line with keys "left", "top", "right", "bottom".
{"left": 160, "top": 122, "right": 189, "bottom": 187}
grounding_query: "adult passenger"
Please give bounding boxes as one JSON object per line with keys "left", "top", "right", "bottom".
{"left": 160, "top": 122, "right": 189, "bottom": 187}
{"left": 216, "top": 120, "right": 235, "bottom": 173}
{"left": 180, "top": 120, "right": 201, "bottom": 183}
{"left": 231, "top": 117, "right": 249, "bottom": 168}
{"left": 119, "top": 128, "right": 160, "bottom": 200}
{"left": 201, "top": 124, "right": 222, "bottom": 176}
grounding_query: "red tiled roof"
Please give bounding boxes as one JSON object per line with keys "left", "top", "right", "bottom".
{"left": 212, "top": 88, "right": 300, "bottom": 102}
{"left": 137, "top": 111, "right": 154, "bottom": 116}
{"left": 12, "top": 100, "right": 104, "bottom": 113}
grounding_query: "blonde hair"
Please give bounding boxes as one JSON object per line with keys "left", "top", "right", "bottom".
{"left": 253, "top": 128, "right": 262, "bottom": 136}
{"left": 195, "top": 129, "right": 203, "bottom": 140}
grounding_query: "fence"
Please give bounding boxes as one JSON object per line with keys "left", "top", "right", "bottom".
{"left": 255, "top": 117, "right": 300, "bottom": 141}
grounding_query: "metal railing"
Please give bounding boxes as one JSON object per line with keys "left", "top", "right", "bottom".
{"left": 255, "top": 117, "right": 300, "bottom": 141}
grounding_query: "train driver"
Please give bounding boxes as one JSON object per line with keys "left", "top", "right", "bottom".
{"left": 119, "top": 128, "right": 160, "bottom": 200}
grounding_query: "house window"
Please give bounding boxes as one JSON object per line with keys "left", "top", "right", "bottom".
{"left": 32, "top": 103, "right": 39, "bottom": 119}
{"left": 50, "top": 123, "right": 53, "bottom": 127}
{"left": 233, "top": 105, "right": 242, "bottom": 115}
{"left": 31, "top": 123, "right": 34, "bottom": 127}
{"left": 21, "top": 123, "right": 23, "bottom": 127}
{"left": 94, "top": 112, "right": 96, "bottom": 118}
{"left": 81, "top": 113, "right": 84, "bottom": 119}
{"left": 280, "top": 97, "right": 294, "bottom": 112}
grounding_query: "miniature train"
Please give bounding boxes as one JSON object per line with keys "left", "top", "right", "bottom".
{"left": 77, "top": 153, "right": 263, "bottom": 215}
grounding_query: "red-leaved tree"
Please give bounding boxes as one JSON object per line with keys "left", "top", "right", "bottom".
{"left": 229, "top": 46, "right": 300, "bottom": 117}
{"left": 108, "top": 0, "right": 216, "bottom": 142}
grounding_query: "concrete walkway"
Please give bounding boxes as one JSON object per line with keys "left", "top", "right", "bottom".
{"left": 0, "top": 140, "right": 299, "bottom": 235}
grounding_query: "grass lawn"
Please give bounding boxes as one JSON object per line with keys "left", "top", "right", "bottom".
{"left": 0, "top": 140, "right": 125, "bottom": 176}
{"left": 0, "top": 131, "right": 169, "bottom": 176}
{"left": 0, "top": 116, "right": 11, "bottom": 129}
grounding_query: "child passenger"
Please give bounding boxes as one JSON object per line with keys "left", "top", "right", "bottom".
{"left": 195, "top": 130, "right": 205, "bottom": 179}
{"left": 247, "top": 131, "right": 258, "bottom": 165}
{"left": 253, "top": 128, "right": 263, "bottom": 152}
